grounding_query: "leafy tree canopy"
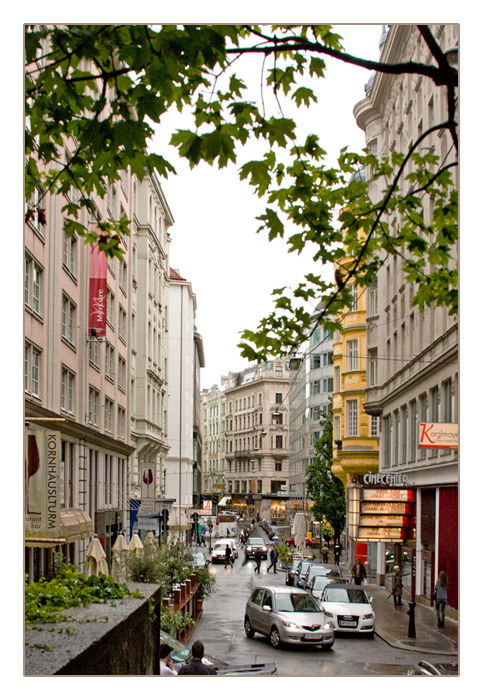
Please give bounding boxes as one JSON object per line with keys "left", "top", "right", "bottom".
{"left": 25, "top": 24, "right": 458, "bottom": 360}
{"left": 306, "top": 404, "right": 346, "bottom": 541}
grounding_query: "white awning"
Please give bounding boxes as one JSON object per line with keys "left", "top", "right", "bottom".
{"left": 25, "top": 509, "right": 94, "bottom": 548}
{"left": 218, "top": 496, "right": 231, "bottom": 507}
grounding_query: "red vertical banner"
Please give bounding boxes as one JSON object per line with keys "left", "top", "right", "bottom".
{"left": 88, "top": 225, "right": 107, "bottom": 337}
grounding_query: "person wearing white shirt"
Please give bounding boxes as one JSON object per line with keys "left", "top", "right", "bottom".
{"left": 160, "top": 644, "right": 177, "bottom": 676}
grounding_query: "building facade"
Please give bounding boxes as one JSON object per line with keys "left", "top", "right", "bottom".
{"left": 165, "top": 269, "right": 205, "bottom": 541}
{"left": 224, "top": 360, "right": 290, "bottom": 521}
{"left": 288, "top": 315, "right": 334, "bottom": 519}
{"left": 201, "top": 384, "right": 226, "bottom": 502}
{"left": 353, "top": 24, "right": 459, "bottom": 607}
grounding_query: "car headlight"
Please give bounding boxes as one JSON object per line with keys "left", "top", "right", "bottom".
{"left": 363, "top": 613, "right": 374, "bottom": 619}
{"left": 281, "top": 620, "right": 299, "bottom": 629}
{"left": 247, "top": 547, "right": 252, "bottom": 551}
{"left": 323, "top": 622, "right": 333, "bottom": 630}
{"left": 262, "top": 547, "right": 267, "bottom": 551}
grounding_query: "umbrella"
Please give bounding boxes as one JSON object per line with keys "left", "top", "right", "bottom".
{"left": 128, "top": 533, "right": 144, "bottom": 557}
{"left": 292, "top": 513, "right": 307, "bottom": 551}
{"left": 111, "top": 533, "right": 129, "bottom": 583}
{"left": 84, "top": 537, "right": 109, "bottom": 576}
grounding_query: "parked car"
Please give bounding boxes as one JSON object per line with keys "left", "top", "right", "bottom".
{"left": 306, "top": 575, "right": 348, "bottom": 602}
{"left": 407, "top": 660, "right": 458, "bottom": 676}
{"left": 245, "top": 537, "right": 268, "bottom": 560}
{"left": 211, "top": 543, "right": 228, "bottom": 564}
{"left": 160, "top": 630, "right": 277, "bottom": 675}
{"left": 214, "top": 538, "right": 238, "bottom": 559}
{"left": 244, "top": 585, "right": 334, "bottom": 650}
{"left": 284, "top": 536, "right": 295, "bottom": 546}
{"left": 286, "top": 558, "right": 308, "bottom": 586}
{"left": 304, "top": 564, "right": 344, "bottom": 590}
{"left": 320, "top": 583, "right": 375, "bottom": 635}
{"left": 192, "top": 552, "right": 208, "bottom": 568}
{"left": 296, "top": 559, "right": 317, "bottom": 588}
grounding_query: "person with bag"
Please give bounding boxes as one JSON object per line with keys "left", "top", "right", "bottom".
{"left": 351, "top": 558, "right": 367, "bottom": 585}
{"left": 433, "top": 570, "right": 449, "bottom": 627}
{"left": 391, "top": 565, "right": 403, "bottom": 607}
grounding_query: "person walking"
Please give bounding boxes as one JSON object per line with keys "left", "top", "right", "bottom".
{"left": 321, "top": 544, "right": 329, "bottom": 564}
{"left": 334, "top": 542, "right": 341, "bottom": 566}
{"left": 391, "top": 565, "right": 403, "bottom": 607}
{"left": 254, "top": 548, "right": 262, "bottom": 574}
{"left": 160, "top": 644, "right": 178, "bottom": 676}
{"left": 224, "top": 543, "right": 233, "bottom": 569}
{"left": 177, "top": 640, "right": 216, "bottom": 675}
{"left": 351, "top": 558, "right": 367, "bottom": 585}
{"left": 434, "top": 570, "right": 449, "bottom": 627}
{"left": 267, "top": 546, "right": 278, "bottom": 573}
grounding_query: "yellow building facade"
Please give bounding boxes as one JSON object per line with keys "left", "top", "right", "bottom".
{"left": 331, "top": 255, "right": 379, "bottom": 490}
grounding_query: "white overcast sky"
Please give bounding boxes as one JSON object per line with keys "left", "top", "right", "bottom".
{"left": 149, "top": 24, "right": 383, "bottom": 389}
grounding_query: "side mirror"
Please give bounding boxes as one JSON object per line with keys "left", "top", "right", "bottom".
{"left": 262, "top": 604, "right": 272, "bottom": 612}
{"left": 369, "top": 596, "right": 373, "bottom": 603}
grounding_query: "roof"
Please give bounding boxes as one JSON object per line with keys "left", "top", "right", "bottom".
{"left": 323, "top": 583, "right": 365, "bottom": 590}
{"left": 170, "top": 267, "right": 187, "bottom": 282}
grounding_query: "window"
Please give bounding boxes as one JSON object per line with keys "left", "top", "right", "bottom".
{"left": 371, "top": 415, "right": 380, "bottom": 437}
{"left": 311, "top": 380, "right": 320, "bottom": 395}
{"left": 107, "top": 184, "right": 116, "bottom": 217}
{"left": 88, "top": 386, "right": 99, "bottom": 425}
{"left": 106, "top": 288, "right": 115, "bottom": 328}
{"left": 25, "top": 187, "right": 46, "bottom": 237}
{"left": 118, "top": 305, "right": 127, "bottom": 341}
{"left": 401, "top": 406, "right": 408, "bottom": 463}
{"left": 61, "top": 366, "right": 75, "bottom": 415}
{"left": 105, "top": 342, "right": 115, "bottom": 381}
{"left": 275, "top": 435, "right": 283, "bottom": 449}
{"left": 368, "top": 349, "right": 378, "bottom": 387}
{"left": 322, "top": 352, "right": 331, "bottom": 366}
{"left": 384, "top": 415, "right": 392, "bottom": 467}
{"left": 89, "top": 339, "right": 100, "bottom": 369}
{"left": 347, "top": 340, "right": 358, "bottom": 371}
{"left": 311, "top": 355, "right": 321, "bottom": 370}
{"left": 323, "top": 377, "right": 333, "bottom": 393}
{"left": 275, "top": 393, "right": 283, "bottom": 404}
{"left": 443, "top": 379, "right": 454, "bottom": 422}
{"left": 347, "top": 399, "right": 358, "bottom": 437}
{"left": 62, "top": 229, "right": 78, "bottom": 278}
{"left": 275, "top": 461, "right": 282, "bottom": 472}
{"left": 276, "top": 365, "right": 282, "bottom": 377}
{"left": 61, "top": 294, "right": 76, "bottom": 346}
{"left": 394, "top": 410, "right": 400, "bottom": 465}
{"left": 310, "top": 431, "right": 320, "bottom": 446}
{"left": 120, "top": 260, "right": 128, "bottom": 292}
{"left": 25, "top": 342, "right": 41, "bottom": 397}
{"left": 348, "top": 283, "right": 358, "bottom": 312}
{"left": 334, "top": 415, "right": 341, "bottom": 440}
{"left": 25, "top": 254, "right": 43, "bottom": 316}
{"left": 118, "top": 355, "right": 126, "bottom": 392}
{"left": 105, "top": 397, "right": 114, "bottom": 433}
{"left": 409, "top": 401, "right": 418, "bottom": 462}
{"left": 272, "top": 412, "right": 283, "bottom": 425}
{"left": 335, "top": 366, "right": 341, "bottom": 393}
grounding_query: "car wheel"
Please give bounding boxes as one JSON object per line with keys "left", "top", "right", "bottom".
{"left": 270, "top": 626, "right": 282, "bottom": 649}
{"left": 244, "top": 617, "right": 255, "bottom": 638}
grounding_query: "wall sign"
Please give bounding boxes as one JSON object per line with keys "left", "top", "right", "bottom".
{"left": 419, "top": 423, "right": 458, "bottom": 449}
{"left": 348, "top": 484, "right": 416, "bottom": 543}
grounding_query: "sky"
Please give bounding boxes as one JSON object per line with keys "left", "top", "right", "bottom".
{"left": 148, "top": 24, "right": 383, "bottom": 389}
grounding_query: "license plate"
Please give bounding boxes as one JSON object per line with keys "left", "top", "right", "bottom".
{"left": 302, "top": 633, "right": 322, "bottom": 640}
{"left": 339, "top": 620, "right": 357, "bottom": 627}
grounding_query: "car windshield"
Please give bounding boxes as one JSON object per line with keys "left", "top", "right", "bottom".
{"left": 324, "top": 588, "right": 369, "bottom": 604}
{"left": 160, "top": 633, "right": 190, "bottom": 663}
{"left": 312, "top": 578, "right": 331, "bottom": 590}
{"left": 275, "top": 592, "right": 321, "bottom": 613}
{"left": 298, "top": 561, "right": 312, "bottom": 575}
{"left": 248, "top": 538, "right": 264, "bottom": 545}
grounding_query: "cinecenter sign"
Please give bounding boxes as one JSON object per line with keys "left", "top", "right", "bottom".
{"left": 419, "top": 423, "right": 458, "bottom": 449}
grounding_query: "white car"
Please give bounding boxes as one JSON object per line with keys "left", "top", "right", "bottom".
{"left": 320, "top": 584, "right": 375, "bottom": 636}
{"left": 211, "top": 544, "right": 228, "bottom": 564}
{"left": 214, "top": 538, "right": 238, "bottom": 558}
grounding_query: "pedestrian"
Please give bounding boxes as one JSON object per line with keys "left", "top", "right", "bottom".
{"left": 321, "top": 544, "right": 329, "bottom": 564}
{"left": 351, "top": 558, "right": 367, "bottom": 585}
{"left": 391, "top": 565, "right": 403, "bottom": 607}
{"left": 267, "top": 546, "right": 278, "bottom": 573}
{"left": 334, "top": 542, "right": 341, "bottom": 566}
{"left": 226, "top": 527, "right": 230, "bottom": 537}
{"left": 224, "top": 543, "right": 233, "bottom": 569}
{"left": 177, "top": 640, "right": 216, "bottom": 675}
{"left": 160, "top": 643, "right": 177, "bottom": 676}
{"left": 254, "top": 548, "right": 262, "bottom": 574}
{"left": 433, "top": 570, "right": 449, "bottom": 628}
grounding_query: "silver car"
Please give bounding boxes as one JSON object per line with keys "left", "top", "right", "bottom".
{"left": 244, "top": 585, "right": 334, "bottom": 649}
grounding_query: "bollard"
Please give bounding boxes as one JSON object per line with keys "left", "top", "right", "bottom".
{"left": 407, "top": 600, "right": 416, "bottom": 638}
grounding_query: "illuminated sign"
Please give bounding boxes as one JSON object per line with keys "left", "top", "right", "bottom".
{"left": 419, "top": 423, "right": 458, "bottom": 449}
{"left": 348, "top": 483, "right": 415, "bottom": 543}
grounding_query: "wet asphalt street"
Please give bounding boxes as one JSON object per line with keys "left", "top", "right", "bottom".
{"left": 191, "top": 537, "right": 456, "bottom": 677}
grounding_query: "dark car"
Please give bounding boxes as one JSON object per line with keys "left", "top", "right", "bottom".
{"left": 245, "top": 537, "right": 268, "bottom": 560}
{"left": 286, "top": 558, "right": 308, "bottom": 586}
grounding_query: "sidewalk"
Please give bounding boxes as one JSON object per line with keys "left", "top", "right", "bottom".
{"left": 337, "top": 560, "right": 459, "bottom": 656}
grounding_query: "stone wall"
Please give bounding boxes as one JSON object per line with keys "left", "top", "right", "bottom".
{"left": 25, "top": 583, "right": 161, "bottom": 676}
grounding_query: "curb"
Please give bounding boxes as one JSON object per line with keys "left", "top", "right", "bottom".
{"left": 374, "top": 629, "right": 458, "bottom": 656}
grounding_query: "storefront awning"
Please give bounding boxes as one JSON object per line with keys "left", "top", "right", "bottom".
{"left": 25, "top": 509, "right": 94, "bottom": 548}
{"left": 218, "top": 496, "right": 231, "bottom": 507}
